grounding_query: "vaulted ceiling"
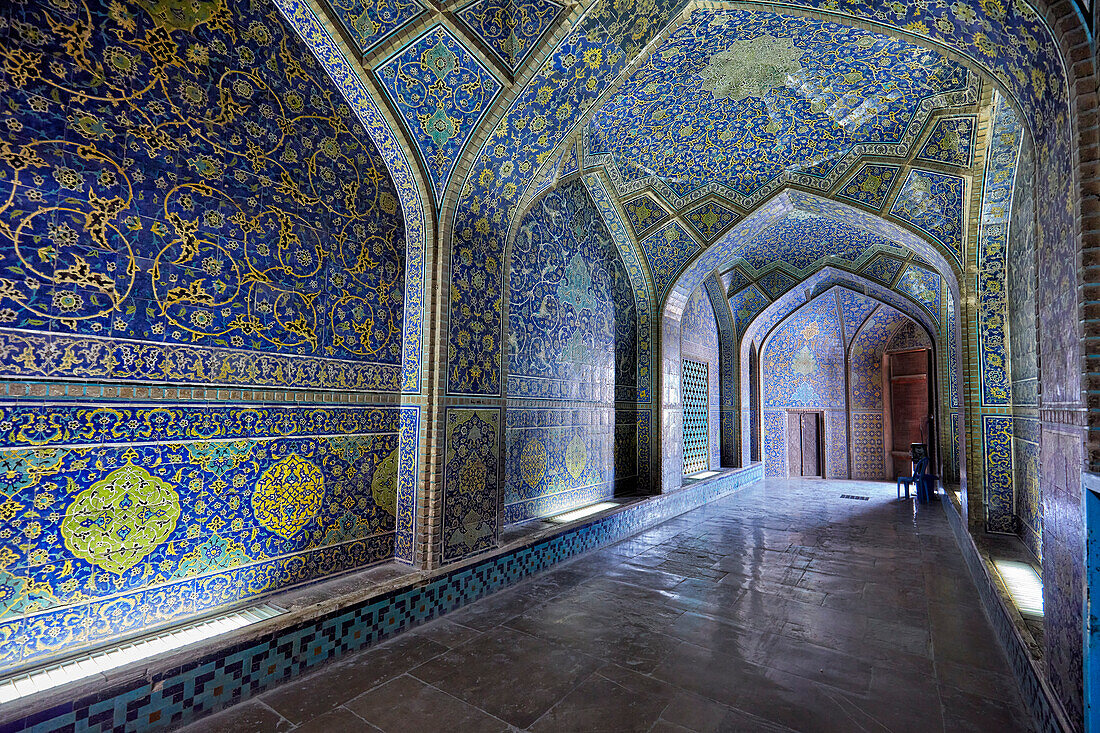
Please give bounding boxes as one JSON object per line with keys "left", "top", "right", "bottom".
{"left": 586, "top": 9, "right": 975, "bottom": 209}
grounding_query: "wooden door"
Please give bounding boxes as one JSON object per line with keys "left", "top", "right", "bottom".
{"left": 787, "top": 411, "right": 823, "bottom": 478}
{"left": 888, "top": 350, "right": 930, "bottom": 477}
{"left": 801, "top": 412, "right": 821, "bottom": 477}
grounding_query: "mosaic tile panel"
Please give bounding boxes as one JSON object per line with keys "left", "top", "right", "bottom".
{"left": 376, "top": 26, "right": 502, "bottom": 205}
{"left": 758, "top": 271, "right": 797, "bottom": 300}
{"left": 703, "top": 274, "right": 737, "bottom": 466}
{"left": 0, "top": 0, "right": 408, "bottom": 393}
{"left": 682, "top": 359, "right": 710, "bottom": 475}
{"left": 836, "top": 289, "right": 879, "bottom": 344}
{"left": 851, "top": 412, "right": 885, "bottom": 478}
{"left": 503, "top": 406, "right": 619, "bottom": 524}
{"left": 826, "top": 409, "right": 848, "bottom": 479}
{"left": 723, "top": 268, "right": 751, "bottom": 297}
{"left": 588, "top": 9, "right": 969, "bottom": 202}
{"left": 640, "top": 222, "right": 700, "bottom": 303}
{"left": 897, "top": 263, "right": 942, "bottom": 316}
{"left": 681, "top": 288, "right": 719, "bottom": 354}
{"left": 849, "top": 306, "right": 907, "bottom": 411}
{"left": 889, "top": 169, "right": 965, "bottom": 263}
{"left": 916, "top": 115, "right": 976, "bottom": 167}
{"left": 947, "top": 289, "right": 960, "bottom": 409}
{"left": 623, "top": 195, "right": 669, "bottom": 236}
{"left": 328, "top": 0, "right": 428, "bottom": 55}
{"left": 983, "top": 415, "right": 1015, "bottom": 534}
{"left": 684, "top": 201, "right": 738, "bottom": 242}
{"left": 442, "top": 408, "right": 501, "bottom": 562}
{"left": 582, "top": 173, "right": 653, "bottom": 402}
{"left": 730, "top": 285, "right": 770, "bottom": 338}
{"left": 734, "top": 214, "right": 897, "bottom": 274}
{"left": 447, "top": 28, "right": 628, "bottom": 395}
{"left": 836, "top": 164, "right": 901, "bottom": 210}
{"left": 270, "top": 0, "right": 427, "bottom": 394}
{"left": 508, "top": 179, "right": 637, "bottom": 401}
{"left": 976, "top": 94, "right": 1025, "bottom": 408}
{"left": 888, "top": 321, "right": 932, "bottom": 351}
{"left": 559, "top": 139, "right": 580, "bottom": 178}
{"left": 763, "top": 410, "right": 786, "bottom": 478}
{"left": 454, "top": 0, "right": 565, "bottom": 72}
{"left": 395, "top": 406, "right": 420, "bottom": 564}
{"left": 0, "top": 406, "right": 401, "bottom": 669}
{"left": 1, "top": 465, "right": 763, "bottom": 733}
{"left": 763, "top": 294, "right": 844, "bottom": 410}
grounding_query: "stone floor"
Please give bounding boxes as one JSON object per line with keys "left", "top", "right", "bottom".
{"left": 182, "top": 479, "right": 1033, "bottom": 732}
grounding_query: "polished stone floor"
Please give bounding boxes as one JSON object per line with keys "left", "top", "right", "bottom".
{"left": 183, "top": 479, "right": 1033, "bottom": 732}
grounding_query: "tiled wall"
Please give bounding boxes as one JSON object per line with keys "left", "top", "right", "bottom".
{"left": 1008, "top": 137, "right": 1041, "bottom": 560}
{"left": 504, "top": 180, "right": 640, "bottom": 524}
{"left": 0, "top": 465, "right": 763, "bottom": 733}
{"left": 762, "top": 292, "right": 845, "bottom": 477}
{"left": 0, "top": 0, "right": 410, "bottom": 672}
{"left": 680, "top": 286, "right": 721, "bottom": 469}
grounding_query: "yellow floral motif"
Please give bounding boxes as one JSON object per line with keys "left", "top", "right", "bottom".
{"left": 371, "top": 448, "right": 398, "bottom": 516}
{"left": 520, "top": 439, "right": 547, "bottom": 488}
{"left": 565, "top": 435, "right": 587, "bottom": 479}
{"left": 251, "top": 454, "right": 325, "bottom": 538}
{"left": 60, "top": 461, "right": 181, "bottom": 575}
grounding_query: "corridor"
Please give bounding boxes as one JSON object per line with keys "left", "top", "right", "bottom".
{"left": 187, "top": 480, "right": 1031, "bottom": 733}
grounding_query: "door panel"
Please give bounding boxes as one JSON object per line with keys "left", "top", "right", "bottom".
{"left": 888, "top": 350, "right": 930, "bottom": 478}
{"left": 801, "top": 413, "right": 820, "bottom": 477}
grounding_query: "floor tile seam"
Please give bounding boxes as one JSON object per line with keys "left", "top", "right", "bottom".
{"left": 520, "top": 663, "right": 614, "bottom": 731}
{"left": 251, "top": 696, "right": 293, "bottom": 729}
{"left": 276, "top": 639, "right": 454, "bottom": 718}
{"left": 327, "top": 703, "right": 377, "bottom": 731}
{"left": 388, "top": 671, "right": 521, "bottom": 730}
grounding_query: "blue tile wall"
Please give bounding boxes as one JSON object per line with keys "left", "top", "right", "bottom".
{"left": 507, "top": 179, "right": 637, "bottom": 402}
{"left": 504, "top": 177, "right": 644, "bottom": 523}
{"left": 763, "top": 293, "right": 844, "bottom": 411}
{"left": 453, "top": 0, "right": 565, "bottom": 73}
{"left": 582, "top": 173, "right": 653, "bottom": 403}
{"left": 0, "top": 406, "right": 401, "bottom": 670}
{"left": 0, "top": 0, "right": 408, "bottom": 393}
{"left": 623, "top": 196, "right": 669, "bottom": 237}
{"left": 0, "top": 0, "right": 422, "bottom": 676}
{"left": 375, "top": 26, "right": 502, "bottom": 205}
{"left": 915, "top": 115, "right": 976, "bottom": 168}
{"left": 327, "top": 0, "right": 428, "bottom": 55}
{"left": 684, "top": 201, "right": 738, "bottom": 242}
{"left": 977, "top": 95, "right": 1024, "bottom": 408}
{"left": 0, "top": 465, "right": 763, "bottom": 733}
{"left": 639, "top": 222, "right": 699, "bottom": 303}
{"left": 984, "top": 415, "right": 1015, "bottom": 534}
{"left": 442, "top": 408, "right": 501, "bottom": 563}
{"left": 890, "top": 170, "right": 965, "bottom": 264}
{"left": 888, "top": 321, "right": 932, "bottom": 351}
{"left": 836, "top": 164, "right": 901, "bottom": 210}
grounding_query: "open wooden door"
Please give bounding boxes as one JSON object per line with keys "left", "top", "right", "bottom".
{"left": 886, "top": 349, "right": 931, "bottom": 478}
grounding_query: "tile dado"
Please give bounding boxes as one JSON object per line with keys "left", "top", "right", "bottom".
{"left": 0, "top": 404, "right": 410, "bottom": 671}
{"left": 0, "top": 465, "right": 763, "bottom": 733}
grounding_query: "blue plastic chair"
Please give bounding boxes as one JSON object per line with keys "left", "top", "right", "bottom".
{"left": 897, "top": 457, "right": 928, "bottom": 499}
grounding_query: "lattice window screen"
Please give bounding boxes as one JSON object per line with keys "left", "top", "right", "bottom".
{"left": 682, "top": 359, "right": 710, "bottom": 475}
